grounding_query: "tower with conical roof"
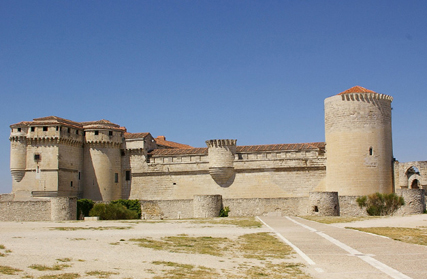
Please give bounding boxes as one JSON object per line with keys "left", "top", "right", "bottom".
{"left": 324, "top": 86, "right": 394, "bottom": 195}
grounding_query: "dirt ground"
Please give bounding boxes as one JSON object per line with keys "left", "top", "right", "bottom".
{"left": 0, "top": 218, "right": 309, "bottom": 279}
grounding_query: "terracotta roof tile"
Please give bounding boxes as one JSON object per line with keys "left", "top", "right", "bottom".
{"left": 149, "top": 142, "right": 325, "bottom": 156}
{"left": 150, "top": 148, "right": 207, "bottom": 156}
{"left": 124, "top": 132, "right": 151, "bottom": 139}
{"left": 338, "top": 86, "right": 377, "bottom": 95}
{"left": 154, "top": 136, "right": 193, "bottom": 149}
{"left": 236, "top": 142, "right": 325, "bottom": 152}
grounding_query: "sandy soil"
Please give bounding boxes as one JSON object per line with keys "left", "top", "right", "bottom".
{"left": 2, "top": 215, "right": 425, "bottom": 278}
{"left": 0, "top": 219, "right": 299, "bottom": 279}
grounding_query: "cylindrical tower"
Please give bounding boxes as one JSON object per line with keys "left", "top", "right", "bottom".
{"left": 83, "top": 120, "right": 124, "bottom": 201}
{"left": 206, "top": 139, "right": 237, "bottom": 187}
{"left": 10, "top": 126, "right": 28, "bottom": 182}
{"left": 325, "top": 86, "right": 393, "bottom": 196}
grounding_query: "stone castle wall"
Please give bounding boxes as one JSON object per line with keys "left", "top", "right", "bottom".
{"left": 0, "top": 197, "right": 77, "bottom": 221}
{"left": 129, "top": 148, "right": 326, "bottom": 200}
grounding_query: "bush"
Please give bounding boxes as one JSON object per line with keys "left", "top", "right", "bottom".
{"left": 89, "top": 203, "right": 139, "bottom": 220}
{"left": 219, "top": 206, "right": 230, "bottom": 217}
{"left": 77, "top": 199, "right": 95, "bottom": 220}
{"left": 110, "top": 199, "right": 141, "bottom": 218}
{"left": 357, "top": 193, "right": 404, "bottom": 216}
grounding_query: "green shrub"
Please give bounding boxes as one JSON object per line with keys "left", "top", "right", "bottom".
{"left": 110, "top": 199, "right": 141, "bottom": 218}
{"left": 357, "top": 193, "right": 404, "bottom": 216}
{"left": 89, "top": 203, "right": 139, "bottom": 220}
{"left": 219, "top": 206, "right": 230, "bottom": 217}
{"left": 77, "top": 199, "right": 95, "bottom": 220}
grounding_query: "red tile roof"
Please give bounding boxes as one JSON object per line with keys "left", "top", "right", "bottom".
{"left": 150, "top": 147, "right": 207, "bottom": 156}
{"left": 154, "top": 136, "right": 193, "bottom": 149}
{"left": 124, "top": 132, "right": 151, "bottom": 139}
{"left": 237, "top": 142, "right": 325, "bottom": 152}
{"left": 338, "top": 86, "right": 376, "bottom": 95}
{"left": 149, "top": 142, "right": 325, "bottom": 156}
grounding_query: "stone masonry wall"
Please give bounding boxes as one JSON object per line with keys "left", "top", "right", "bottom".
{"left": 130, "top": 148, "right": 326, "bottom": 200}
{"left": 0, "top": 197, "right": 77, "bottom": 221}
{"left": 139, "top": 197, "right": 310, "bottom": 219}
{"left": 0, "top": 200, "right": 51, "bottom": 221}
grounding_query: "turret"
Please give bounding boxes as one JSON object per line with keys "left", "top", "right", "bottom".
{"left": 325, "top": 86, "right": 393, "bottom": 195}
{"left": 82, "top": 120, "right": 124, "bottom": 201}
{"left": 206, "top": 139, "right": 237, "bottom": 187}
{"left": 9, "top": 125, "right": 28, "bottom": 182}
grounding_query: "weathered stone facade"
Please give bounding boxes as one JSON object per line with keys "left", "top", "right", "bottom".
{"left": 4, "top": 86, "right": 426, "bottom": 219}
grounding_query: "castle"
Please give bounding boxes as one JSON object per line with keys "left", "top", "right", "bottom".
{"left": 3, "top": 86, "right": 426, "bottom": 220}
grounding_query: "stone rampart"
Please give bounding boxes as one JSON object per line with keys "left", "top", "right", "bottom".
{"left": 193, "top": 195, "right": 222, "bottom": 218}
{"left": 141, "top": 199, "right": 193, "bottom": 219}
{"left": 309, "top": 192, "right": 339, "bottom": 216}
{"left": 0, "top": 200, "right": 51, "bottom": 221}
{"left": 338, "top": 196, "right": 368, "bottom": 216}
{"left": 396, "top": 189, "right": 426, "bottom": 215}
{"left": 0, "top": 197, "right": 77, "bottom": 221}
{"left": 139, "top": 197, "right": 310, "bottom": 219}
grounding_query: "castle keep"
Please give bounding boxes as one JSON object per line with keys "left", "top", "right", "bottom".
{"left": 3, "top": 86, "right": 426, "bottom": 220}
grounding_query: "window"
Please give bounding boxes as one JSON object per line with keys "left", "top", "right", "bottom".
{"left": 109, "top": 131, "right": 113, "bottom": 136}
{"left": 17, "top": 128, "right": 21, "bottom": 132}
{"left": 114, "top": 173, "right": 119, "bottom": 183}
{"left": 76, "top": 130, "right": 79, "bottom": 135}
{"left": 125, "top": 171, "right": 131, "bottom": 181}
{"left": 67, "top": 128, "right": 70, "bottom": 133}
{"left": 369, "top": 147, "right": 373, "bottom": 156}
{"left": 56, "top": 126, "right": 59, "bottom": 131}
{"left": 43, "top": 126, "right": 48, "bottom": 131}
{"left": 31, "top": 127, "right": 35, "bottom": 132}
{"left": 70, "top": 181, "right": 73, "bottom": 187}
{"left": 95, "top": 130, "right": 99, "bottom": 135}
{"left": 34, "top": 154, "right": 41, "bottom": 161}
{"left": 78, "top": 172, "right": 81, "bottom": 180}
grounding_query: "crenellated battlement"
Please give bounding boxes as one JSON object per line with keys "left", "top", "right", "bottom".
{"left": 340, "top": 92, "right": 393, "bottom": 102}
{"left": 205, "top": 139, "right": 237, "bottom": 148}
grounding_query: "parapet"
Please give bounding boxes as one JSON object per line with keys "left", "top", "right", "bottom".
{"left": 205, "top": 139, "right": 237, "bottom": 148}
{"left": 336, "top": 85, "right": 393, "bottom": 102}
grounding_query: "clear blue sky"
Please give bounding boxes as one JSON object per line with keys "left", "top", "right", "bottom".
{"left": 1, "top": 0, "right": 426, "bottom": 194}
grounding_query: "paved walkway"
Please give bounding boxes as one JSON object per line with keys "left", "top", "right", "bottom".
{"left": 258, "top": 216, "right": 427, "bottom": 279}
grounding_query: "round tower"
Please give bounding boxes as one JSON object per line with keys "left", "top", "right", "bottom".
{"left": 325, "top": 86, "right": 393, "bottom": 196}
{"left": 83, "top": 120, "right": 124, "bottom": 201}
{"left": 206, "top": 139, "right": 237, "bottom": 187}
{"left": 10, "top": 126, "right": 28, "bottom": 182}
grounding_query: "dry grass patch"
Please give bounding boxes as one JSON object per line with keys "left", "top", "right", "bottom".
{"left": 38, "top": 273, "right": 80, "bottom": 279}
{"left": 348, "top": 227, "right": 427, "bottom": 246}
{"left": 152, "top": 261, "right": 219, "bottom": 279}
{"left": 130, "top": 235, "right": 231, "bottom": 257}
{"left": 56, "top": 258, "right": 72, "bottom": 263}
{"left": 243, "top": 262, "right": 310, "bottom": 279}
{"left": 190, "top": 217, "right": 262, "bottom": 228}
{"left": 300, "top": 216, "right": 380, "bottom": 224}
{"left": 0, "top": 265, "right": 22, "bottom": 275}
{"left": 86, "top": 270, "right": 119, "bottom": 278}
{"left": 0, "top": 244, "right": 12, "bottom": 257}
{"left": 29, "top": 264, "right": 71, "bottom": 271}
{"left": 52, "top": 226, "right": 132, "bottom": 231}
{"left": 239, "top": 232, "right": 294, "bottom": 260}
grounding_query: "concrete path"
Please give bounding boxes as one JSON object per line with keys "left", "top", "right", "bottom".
{"left": 258, "top": 216, "right": 427, "bottom": 279}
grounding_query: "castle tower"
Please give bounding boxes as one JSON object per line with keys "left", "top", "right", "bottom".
{"left": 325, "top": 86, "right": 393, "bottom": 196}
{"left": 10, "top": 125, "right": 27, "bottom": 183}
{"left": 206, "top": 139, "right": 237, "bottom": 187}
{"left": 83, "top": 120, "right": 124, "bottom": 201}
